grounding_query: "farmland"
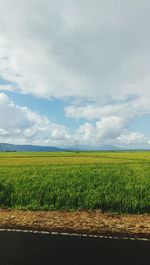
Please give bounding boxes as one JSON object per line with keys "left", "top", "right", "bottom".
{"left": 0, "top": 151, "right": 150, "bottom": 213}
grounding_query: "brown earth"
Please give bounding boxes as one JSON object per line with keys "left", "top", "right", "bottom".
{"left": 0, "top": 209, "right": 149, "bottom": 239}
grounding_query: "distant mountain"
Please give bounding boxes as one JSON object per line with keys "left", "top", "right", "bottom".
{"left": 65, "top": 144, "right": 124, "bottom": 151}
{"left": 81, "top": 145, "right": 150, "bottom": 151}
{"left": 96, "top": 145, "right": 123, "bottom": 151}
{"left": 0, "top": 143, "right": 62, "bottom": 152}
{"left": 1, "top": 143, "right": 147, "bottom": 152}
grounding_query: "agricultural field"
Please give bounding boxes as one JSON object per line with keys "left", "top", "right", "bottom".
{"left": 0, "top": 151, "right": 150, "bottom": 214}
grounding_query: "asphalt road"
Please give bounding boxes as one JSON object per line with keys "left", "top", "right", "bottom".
{"left": 0, "top": 231, "right": 150, "bottom": 265}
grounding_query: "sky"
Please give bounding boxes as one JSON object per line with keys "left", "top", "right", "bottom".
{"left": 0, "top": 0, "right": 150, "bottom": 148}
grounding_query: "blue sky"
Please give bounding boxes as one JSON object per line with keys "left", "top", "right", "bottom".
{"left": 1, "top": 89, "right": 91, "bottom": 130}
{"left": 129, "top": 115, "right": 150, "bottom": 138}
{"left": 0, "top": 0, "right": 150, "bottom": 148}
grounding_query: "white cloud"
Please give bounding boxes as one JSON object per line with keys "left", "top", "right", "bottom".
{"left": 0, "top": 0, "right": 150, "bottom": 103}
{"left": 96, "top": 116, "right": 124, "bottom": 139}
{"left": 64, "top": 96, "right": 150, "bottom": 146}
{"left": 0, "top": 93, "right": 33, "bottom": 130}
{"left": 65, "top": 98, "right": 144, "bottom": 120}
{"left": 77, "top": 123, "right": 94, "bottom": 141}
{"left": 0, "top": 93, "right": 70, "bottom": 145}
{"left": 69, "top": 99, "right": 150, "bottom": 146}
{"left": 118, "top": 132, "right": 147, "bottom": 145}
{"left": 75, "top": 118, "right": 150, "bottom": 147}
{"left": 0, "top": 1, "right": 150, "bottom": 147}
{"left": 0, "top": 93, "right": 149, "bottom": 147}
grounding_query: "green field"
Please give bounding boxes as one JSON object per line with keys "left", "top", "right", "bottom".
{"left": 0, "top": 151, "right": 150, "bottom": 213}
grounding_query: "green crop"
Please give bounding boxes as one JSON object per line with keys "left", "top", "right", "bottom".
{"left": 0, "top": 151, "right": 149, "bottom": 213}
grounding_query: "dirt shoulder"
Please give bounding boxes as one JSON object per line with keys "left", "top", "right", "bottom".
{"left": 0, "top": 209, "right": 149, "bottom": 239}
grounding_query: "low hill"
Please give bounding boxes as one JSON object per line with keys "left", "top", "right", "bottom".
{"left": 0, "top": 143, "right": 62, "bottom": 152}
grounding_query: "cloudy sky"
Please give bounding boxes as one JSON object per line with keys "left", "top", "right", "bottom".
{"left": 0, "top": 0, "right": 150, "bottom": 148}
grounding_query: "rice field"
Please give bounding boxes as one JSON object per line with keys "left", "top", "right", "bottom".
{"left": 0, "top": 151, "right": 150, "bottom": 213}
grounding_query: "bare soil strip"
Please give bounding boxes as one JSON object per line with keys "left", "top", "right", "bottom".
{"left": 0, "top": 209, "right": 149, "bottom": 239}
